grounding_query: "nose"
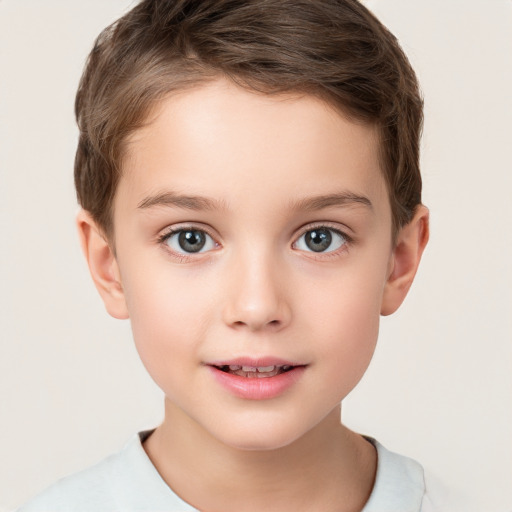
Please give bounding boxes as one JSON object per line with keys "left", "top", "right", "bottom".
{"left": 222, "top": 249, "right": 292, "bottom": 332}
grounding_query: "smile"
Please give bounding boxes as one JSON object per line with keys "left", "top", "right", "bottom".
{"left": 207, "top": 359, "right": 307, "bottom": 400}
{"left": 213, "top": 364, "right": 295, "bottom": 378}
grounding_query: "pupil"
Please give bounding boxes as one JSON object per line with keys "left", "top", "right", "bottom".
{"left": 178, "top": 230, "right": 206, "bottom": 253}
{"left": 305, "top": 229, "right": 332, "bottom": 252}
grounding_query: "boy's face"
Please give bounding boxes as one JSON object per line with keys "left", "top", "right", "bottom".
{"left": 87, "top": 79, "right": 422, "bottom": 451}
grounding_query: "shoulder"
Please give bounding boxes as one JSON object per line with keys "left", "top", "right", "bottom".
{"left": 16, "top": 432, "right": 196, "bottom": 512}
{"left": 362, "top": 438, "right": 425, "bottom": 512}
{"left": 362, "top": 438, "right": 463, "bottom": 512}
{"left": 16, "top": 449, "right": 125, "bottom": 512}
{"left": 421, "top": 469, "right": 477, "bottom": 512}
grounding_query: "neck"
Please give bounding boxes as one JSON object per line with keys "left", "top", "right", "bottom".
{"left": 143, "top": 399, "right": 376, "bottom": 512}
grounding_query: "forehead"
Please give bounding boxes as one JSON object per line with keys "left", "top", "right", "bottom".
{"left": 118, "top": 79, "right": 388, "bottom": 217}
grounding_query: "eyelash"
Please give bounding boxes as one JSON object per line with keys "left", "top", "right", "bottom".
{"left": 295, "top": 224, "right": 352, "bottom": 256}
{"left": 157, "top": 223, "right": 353, "bottom": 261}
{"left": 157, "top": 225, "right": 218, "bottom": 262}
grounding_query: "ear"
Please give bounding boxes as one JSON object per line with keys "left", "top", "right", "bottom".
{"left": 76, "top": 210, "right": 129, "bottom": 319}
{"left": 381, "top": 205, "right": 429, "bottom": 316}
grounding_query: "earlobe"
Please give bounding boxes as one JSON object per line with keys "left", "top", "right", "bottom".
{"left": 381, "top": 205, "right": 429, "bottom": 316}
{"left": 76, "top": 210, "right": 129, "bottom": 320}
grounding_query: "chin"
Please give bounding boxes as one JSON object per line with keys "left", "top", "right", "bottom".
{"left": 208, "top": 416, "right": 313, "bottom": 452}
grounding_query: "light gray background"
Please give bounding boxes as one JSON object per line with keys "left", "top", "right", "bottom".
{"left": 1, "top": 1, "right": 511, "bottom": 510}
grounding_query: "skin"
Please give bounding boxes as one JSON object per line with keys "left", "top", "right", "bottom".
{"left": 78, "top": 78, "right": 429, "bottom": 512}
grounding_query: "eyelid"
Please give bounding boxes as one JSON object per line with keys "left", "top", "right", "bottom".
{"left": 292, "top": 222, "right": 353, "bottom": 254}
{"left": 294, "top": 221, "right": 353, "bottom": 241}
{"left": 158, "top": 222, "right": 218, "bottom": 241}
{"left": 156, "top": 221, "right": 352, "bottom": 260}
{"left": 157, "top": 223, "right": 221, "bottom": 258}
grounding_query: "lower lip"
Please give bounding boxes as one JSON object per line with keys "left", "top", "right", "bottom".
{"left": 208, "top": 366, "right": 306, "bottom": 400}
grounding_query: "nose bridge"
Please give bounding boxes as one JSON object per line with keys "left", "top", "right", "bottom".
{"left": 222, "top": 241, "right": 291, "bottom": 331}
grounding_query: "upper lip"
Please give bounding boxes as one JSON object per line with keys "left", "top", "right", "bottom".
{"left": 206, "top": 357, "right": 305, "bottom": 368}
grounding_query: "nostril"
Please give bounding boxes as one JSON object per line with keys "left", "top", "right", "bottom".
{"left": 232, "top": 319, "right": 280, "bottom": 328}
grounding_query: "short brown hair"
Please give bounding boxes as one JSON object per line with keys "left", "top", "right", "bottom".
{"left": 75, "top": 0, "right": 423, "bottom": 239}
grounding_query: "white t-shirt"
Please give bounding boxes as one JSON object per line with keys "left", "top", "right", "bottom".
{"left": 17, "top": 431, "right": 442, "bottom": 512}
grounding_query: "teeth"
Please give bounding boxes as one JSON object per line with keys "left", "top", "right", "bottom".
{"left": 257, "top": 365, "right": 275, "bottom": 372}
{"left": 240, "top": 365, "right": 276, "bottom": 372}
{"left": 217, "top": 364, "right": 297, "bottom": 377}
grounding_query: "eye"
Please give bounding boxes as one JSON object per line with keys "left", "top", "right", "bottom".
{"left": 163, "top": 228, "right": 217, "bottom": 254}
{"left": 294, "top": 227, "right": 347, "bottom": 253}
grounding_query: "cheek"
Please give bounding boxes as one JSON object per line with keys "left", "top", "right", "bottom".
{"left": 124, "top": 259, "right": 216, "bottom": 331}
{"left": 121, "top": 266, "right": 216, "bottom": 386}
{"left": 315, "top": 295, "right": 380, "bottom": 373}
{"left": 299, "top": 267, "right": 385, "bottom": 391}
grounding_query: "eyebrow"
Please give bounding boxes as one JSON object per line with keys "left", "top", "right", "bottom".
{"left": 291, "top": 192, "right": 373, "bottom": 211}
{"left": 137, "top": 191, "right": 225, "bottom": 211}
{"left": 137, "top": 190, "right": 372, "bottom": 212}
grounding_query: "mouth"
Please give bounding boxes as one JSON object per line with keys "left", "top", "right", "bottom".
{"left": 207, "top": 359, "right": 307, "bottom": 399}
{"left": 212, "top": 364, "right": 297, "bottom": 378}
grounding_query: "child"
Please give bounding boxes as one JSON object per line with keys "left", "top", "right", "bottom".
{"left": 18, "top": 0, "right": 433, "bottom": 510}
